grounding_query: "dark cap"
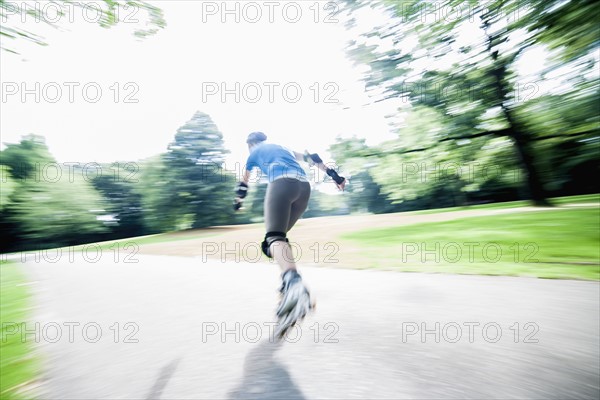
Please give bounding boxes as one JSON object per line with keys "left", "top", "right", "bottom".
{"left": 246, "top": 131, "right": 267, "bottom": 144}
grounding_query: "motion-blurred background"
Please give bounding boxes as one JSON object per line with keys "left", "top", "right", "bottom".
{"left": 1, "top": 0, "right": 598, "bottom": 252}
{"left": 1, "top": 1, "right": 598, "bottom": 399}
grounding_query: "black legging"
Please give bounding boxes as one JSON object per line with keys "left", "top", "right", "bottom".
{"left": 264, "top": 178, "right": 311, "bottom": 233}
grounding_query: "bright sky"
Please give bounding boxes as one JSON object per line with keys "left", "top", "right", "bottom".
{"left": 1, "top": 1, "right": 397, "bottom": 166}
{"left": 2, "top": 1, "right": 590, "bottom": 168}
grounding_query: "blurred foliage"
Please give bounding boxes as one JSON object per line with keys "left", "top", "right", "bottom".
{"left": 90, "top": 163, "right": 145, "bottom": 239}
{"left": 523, "top": 0, "right": 599, "bottom": 61}
{"left": 0, "top": 0, "right": 165, "bottom": 54}
{"left": 0, "top": 165, "right": 17, "bottom": 211}
{"left": 1, "top": 134, "right": 55, "bottom": 180}
{"left": 244, "top": 182, "right": 268, "bottom": 222}
{"left": 328, "top": 136, "right": 401, "bottom": 214}
{"left": 0, "top": 112, "right": 238, "bottom": 252}
{"left": 1, "top": 1, "right": 598, "bottom": 251}
{"left": 304, "top": 187, "right": 348, "bottom": 218}
{"left": 0, "top": 136, "right": 107, "bottom": 251}
{"left": 340, "top": 0, "right": 599, "bottom": 206}
{"left": 135, "top": 111, "right": 236, "bottom": 232}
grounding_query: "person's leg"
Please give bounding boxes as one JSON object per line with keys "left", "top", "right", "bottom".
{"left": 264, "top": 179, "right": 314, "bottom": 338}
{"left": 264, "top": 179, "right": 299, "bottom": 272}
{"left": 270, "top": 242, "right": 296, "bottom": 272}
{"left": 273, "top": 181, "right": 310, "bottom": 271}
{"left": 287, "top": 181, "right": 311, "bottom": 232}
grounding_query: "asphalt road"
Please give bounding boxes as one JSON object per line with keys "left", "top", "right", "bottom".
{"left": 17, "top": 254, "right": 600, "bottom": 399}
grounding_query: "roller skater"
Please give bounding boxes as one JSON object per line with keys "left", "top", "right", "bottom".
{"left": 234, "top": 132, "right": 346, "bottom": 338}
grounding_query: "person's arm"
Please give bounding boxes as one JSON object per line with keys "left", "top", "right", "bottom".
{"left": 241, "top": 168, "right": 251, "bottom": 184}
{"left": 301, "top": 150, "right": 346, "bottom": 191}
{"left": 233, "top": 169, "right": 251, "bottom": 211}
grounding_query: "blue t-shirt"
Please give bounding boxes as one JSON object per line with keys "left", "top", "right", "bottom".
{"left": 246, "top": 143, "right": 307, "bottom": 183}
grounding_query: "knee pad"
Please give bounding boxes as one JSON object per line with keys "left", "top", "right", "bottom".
{"left": 261, "top": 231, "right": 288, "bottom": 258}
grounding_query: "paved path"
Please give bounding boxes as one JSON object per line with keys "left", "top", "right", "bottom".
{"left": 17, "top": 255, "right": 600, "bottom": 399}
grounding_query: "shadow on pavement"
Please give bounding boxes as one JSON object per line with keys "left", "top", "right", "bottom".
{"left": 146, "top": 358, "right": 181, "bottom": 400}
{"left": 228, "top": 340, "right": 306, "bottom": 400}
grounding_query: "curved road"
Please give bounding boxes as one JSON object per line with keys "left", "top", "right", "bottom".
{"left": 16, "top": 254, "right": 600, "bottom": 399}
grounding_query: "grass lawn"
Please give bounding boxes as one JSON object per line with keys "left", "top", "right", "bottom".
{"left": 340, "top": 207, "right": 600, "bottom": 280}
{"left": 3, "top": 194, "right": 598, "bottom": 281}
{"left": 403, "top": 193, "right": 599, "bottom": 216}
{"left": 70, "top": 229, "right": 223, "bottom": 251}
{"left": 551, "top": 193, "right": 600, "bottom": 205}
{"left": 0, "top": 229, "right": 226, "bottom": 258}
{"left": 0, "top": 261, "right": 39, "bottom": 399}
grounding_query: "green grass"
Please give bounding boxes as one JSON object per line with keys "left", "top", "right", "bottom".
{"left": 401, "top": 193, "right": 599, "bottom": 216}
{"left": 403, "top": 200, "right": 529, "bottom": 215}
{"left": 551, "top": 193, "right": 600, "bottom": 205}
{"left": 69, "top": 230, "right": 221, "bottom": 252}
{"left": 1, "top": 230, "right": 224, "bottom": 257}
{"left": 341, "top": 207, "right": 600, "bottom": 280}
{"left": 0, "top": 261, "right": 39, "bottom": 399}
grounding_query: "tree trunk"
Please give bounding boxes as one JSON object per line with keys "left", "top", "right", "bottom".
{"left": 507, "top": 128, "right": 551, "bottom": 206}
{"left": 485, "top": 40, "right": 550, "bottom": 206}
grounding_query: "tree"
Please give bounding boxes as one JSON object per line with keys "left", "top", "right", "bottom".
{"left": 137, "top": 111, "right": 235, "bottom": 232}
{"left": 0, "top": 134, "right": 54, "bottom": 179}
{"left": 1, "top": 136, "right": 107, "bottom": 251}
{"left": 0, "top": 165, "right": 16, "bottom": 211}
{"left": 328, "top": 136, "right": 401, "bottom": 213}
{"left": 246, "top": 182, "right": 268, "bottom": 222}
{"left": 342, "top": 0, "right": 599, "bottom": 205}
{"left": 1, "top": 0, "right": 165, "bottom": 54}
{"left": 133, "top": 155, "right": 177, "bottom": 233}
{"left": 91, "top": 163, "right": 146, "bottom": 239}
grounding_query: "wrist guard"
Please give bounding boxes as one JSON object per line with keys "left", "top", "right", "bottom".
{"left": 235, "top": 182, "right": 248, "bottom": 198}
{"left": 326, "top": 168, "right": 345, "bottom": 185}
{"left": 233, "top": 199, "right": 242, "bottom": 211}
{"left": 303, "top": 151, "right": 323, "bottom": 166}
